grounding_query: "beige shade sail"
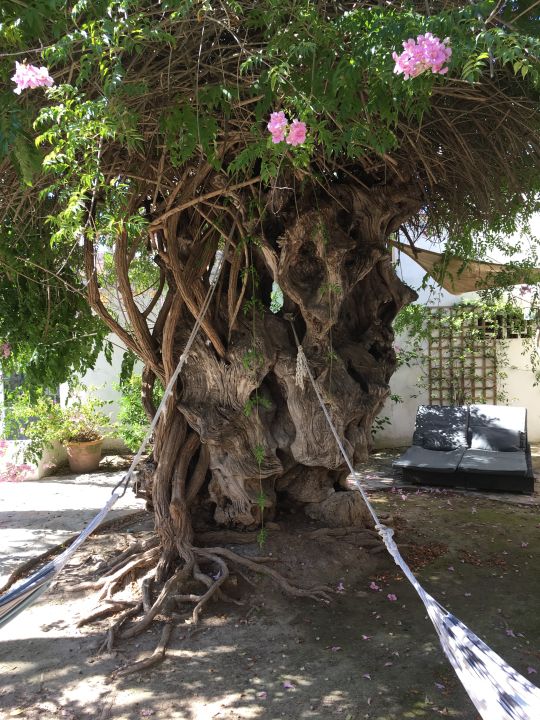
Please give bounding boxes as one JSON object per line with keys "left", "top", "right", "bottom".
{"left": 393, "top": 242, "right": 540, "bottom": 295}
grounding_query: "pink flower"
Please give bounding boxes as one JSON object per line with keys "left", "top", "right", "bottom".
{"left": 1, "top": 342, "right": 10, "bottom": 358}
{"left": 387, "top": 593, "right": 397, "bottom": 601}
{"left": 392, "top": 33, "right": 451, "bottom": 80}
{"left": 267, "top": 111, "right": 287, "bottom": 144}
{"left": 286, "top": 119, "right": 307, "bottom": 147}
{"left": 369, "top": 581, "right": 380, "bottom": 591}
{"left": 527, "top": 667, "right": 537, "bottom": 675}
{"left": 336, "top": 581, "right": 345, "bottom": 593}
{"left": 268, "top": 112, "right": 308, "bottom": 146}
{"left": 11, "top": 61, "right": 54, "bottom": 94}
{"left": 282, "top": 680, "right": 295, "bottom": 690}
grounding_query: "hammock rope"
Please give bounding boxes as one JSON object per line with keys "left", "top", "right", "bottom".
{"left": 288, "top": 318, "right": 540, "bottom": 720}
{"left": 0, "top": 244, "right": 227, "bottom": 629}
{"left": 2, "top": 265, "right": 540, "bottom": 719}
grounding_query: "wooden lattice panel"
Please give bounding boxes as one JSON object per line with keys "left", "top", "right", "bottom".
{"left": 427, "top": 307, "right": 498, "bottom": 406}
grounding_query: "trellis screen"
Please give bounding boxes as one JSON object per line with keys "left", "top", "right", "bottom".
{"left": 425, "top": 306, "right": 535, "bottom": 406}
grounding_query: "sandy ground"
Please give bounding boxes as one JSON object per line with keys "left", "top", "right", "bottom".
{"left": 0, "top": 453, "right": 539, "bottom": 720}
{"left": 0, "top": 460, "right": 142, "bottom": 587}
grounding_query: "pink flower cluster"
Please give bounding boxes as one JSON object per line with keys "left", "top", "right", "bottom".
{"left": 392, "top": 33, "right": 451, "bottom": 80}
{"left": 267, "top": 111, "right": 307, "bottom": 146}
{"left": 0, "top": 440, "right": 31, "bottom": 483}
{"left": 1, "top": 342, "right": 10, "bottom": 358}
{"left": 11, "top": 61, "right": 54, "bottom": 94}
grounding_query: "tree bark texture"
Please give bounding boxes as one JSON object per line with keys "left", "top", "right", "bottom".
{"left": 85, "top": 180, "right": 420, "bottom": 563}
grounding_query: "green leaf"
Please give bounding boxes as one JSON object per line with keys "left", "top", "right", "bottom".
{"left": 12, "top": 134, "right": 42, "bottom": 185}
{"left": 269, "top": 281, "right": 284, "bottom": 313}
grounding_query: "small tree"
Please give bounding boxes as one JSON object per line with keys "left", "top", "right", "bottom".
{"left": 1, "top": 1, "right": 539, "bottom": 628}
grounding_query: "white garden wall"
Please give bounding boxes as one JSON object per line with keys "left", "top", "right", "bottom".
{"left": 374, "top": 335, "right": 540, "bottom": 449}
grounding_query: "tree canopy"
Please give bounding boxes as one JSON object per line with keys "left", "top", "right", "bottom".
{"left": 1, "top": 0, "right": 540, "bottom": 653}
{"left": 1, "top": 5, "right": 539, "bottom": 377}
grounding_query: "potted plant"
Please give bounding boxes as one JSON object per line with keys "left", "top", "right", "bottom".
{"left": 56, "top": 392, "right": 111, "bottom": 472}
{"left": 6, "top": 386, "right": 112, "bottom": 474}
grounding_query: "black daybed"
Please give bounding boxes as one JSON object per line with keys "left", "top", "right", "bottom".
{"left": 393, "top": 404, "right": 535, "bottom": 493}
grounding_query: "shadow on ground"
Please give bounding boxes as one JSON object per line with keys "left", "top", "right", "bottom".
{"left": 0, "top": 450, "right": 539, "bottom": 720}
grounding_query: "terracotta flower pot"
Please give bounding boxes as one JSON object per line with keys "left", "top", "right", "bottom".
{"left": 65, "top": 438, "right": 103, "bottom": 473}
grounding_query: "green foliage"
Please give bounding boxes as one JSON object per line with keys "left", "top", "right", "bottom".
{"left": 0, "top": 221, "right": 108, "bottom": 394}
{"left": 243, "top": 297, "right": 266, "bottom": 317}
{"left": 320, "top": 282, "right": 342, "bottom": 298}
{"left": 243, "top": 393, "right": 272, "bottom": 418}
{"left": 0, "top": 0, "right": 539, "bottom": 488}
{"left": 371, "top": 414, "right": 391, "bottom": 438}
{"left": 241, "top": 347, "right": 264, "bottom": 371}
{"left": 161, "top": 105, "right": 219, "bottom": 168}
{"left": 1, "top": 0, "right": 537, "bottom": 247}
{"left": 252, "top": 443, "right": 265, "bottom": 467}
{"left": 269, "top": 281, "right": 284, "bottom": 314}
{"left": 392, "top": 297, "right": 534, "bottom": 404}
{"left": 6, "top": 386, "right": 112, "bottom": 465}
{"left": 256, "top": 527, "right": 268, "bottom": 548}
{"left": 115, "top": 372, "right": 164, "bottom": 452}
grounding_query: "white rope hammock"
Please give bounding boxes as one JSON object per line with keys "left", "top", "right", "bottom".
{"left": 1, "top": 267, "right": 539, "bottom": 719}
{"left": 0, "top": 246, "right": 226, "bottom": 628}
{"left": 290, "top": 323, "right": 540, "bottom": 720}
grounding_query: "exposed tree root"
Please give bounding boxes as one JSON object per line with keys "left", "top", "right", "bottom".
{"left": 115, "top": 622, "right": 173, "bottom": 678}
{"left": 97, "top": 536, "right": 159, "bottom": 576}
{"left": 84, "top": 537, "right": 334, "bottom": 671}
{"left": 99, "top": 547, "right": 160, "bottom": 601}
{"left": 0, "top": 510, "right": 148, "bottom": 596}
{"left": 98, "top": 602, "right": 143, "bottom": 655}
{"left": 200, "top": 547, "right": 333, "bottom": 603}
{"left": 77, "top": 599, "right": 137, "bottom": 628}
{"left": 115, "top": 625, "right": 205, "bottom": 679}
{"left": 119, "top": 562, "right": 194, "bottom": 640}
{"left": 306, "top": 526, "right": 380, "bottom": 540}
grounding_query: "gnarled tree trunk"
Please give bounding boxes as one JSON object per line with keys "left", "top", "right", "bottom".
{"left": 140, "top": 183, "right": 419, "bottom": 552}
{"left": 82, "top": 178, "right": 420, "bottom": 634}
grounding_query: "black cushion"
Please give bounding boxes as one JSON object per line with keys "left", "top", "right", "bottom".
{"left": 412, "top": 405, "right": 469, "bottom": 450}
{"left": 470, "top": 427, "right": 521, "bottom": 452}
{"left": 393, "top": 446, "right": 464, "bottom": 473}
{"left": 421, "top": 430, "right": 459, "bottom": 450}
{"left": 458, "top": 449, "right": 528, "bottom": 476}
